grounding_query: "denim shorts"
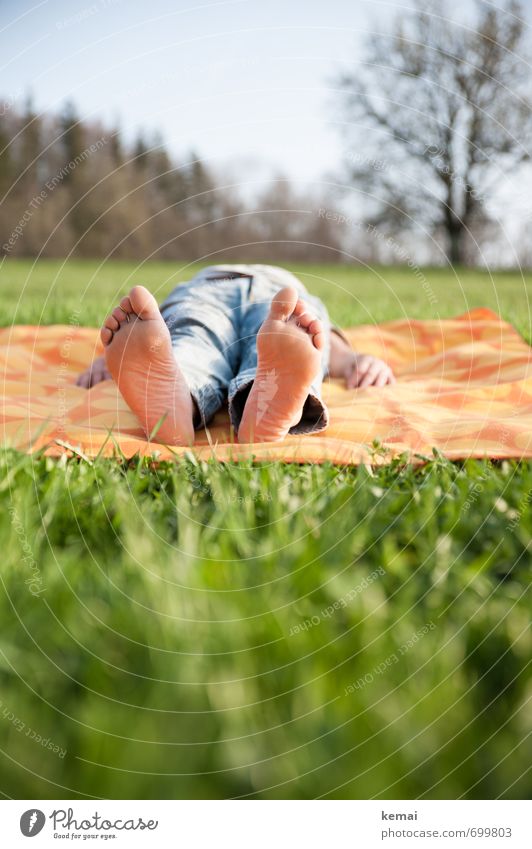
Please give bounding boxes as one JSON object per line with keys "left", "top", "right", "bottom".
{"left": 159, "top": 264, "right": 330, "bottom": 434}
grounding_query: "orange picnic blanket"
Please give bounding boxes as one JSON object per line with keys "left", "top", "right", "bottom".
{"left": 1, "top": 308, "right": 532, "bottom": 464}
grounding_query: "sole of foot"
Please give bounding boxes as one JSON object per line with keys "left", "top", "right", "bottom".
{"left": 101, "top": 285, "right": 195, "bottom": 445}
{"left": 238, "top": 286, "right": 324, "bottom": 443}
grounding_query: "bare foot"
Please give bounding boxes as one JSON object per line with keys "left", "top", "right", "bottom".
{"left": 101, "top": 285, "right": 194, "bottom": 445}
{"left": 238, "top": 286, "right": 324, "bottom": 443}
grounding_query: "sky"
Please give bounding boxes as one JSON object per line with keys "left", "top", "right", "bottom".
{"left": 0, "top": 0, "right": 430, "bottom": 184}
{"left": 2, "top": 0, "right": 532, "bottom": 189}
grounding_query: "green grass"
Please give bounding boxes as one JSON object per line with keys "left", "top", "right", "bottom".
{"left": 0, "top": 259, "right": 531, "bottom": 799}
{"left": 1, "top": 258, "right": 531, "bottom": 338}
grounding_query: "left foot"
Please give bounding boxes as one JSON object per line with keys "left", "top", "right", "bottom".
{"left": 101, "top": 286, "right": 195, "bottom": 445}
{"left": 238, "top": 287, "right": 324, "bottom": 442}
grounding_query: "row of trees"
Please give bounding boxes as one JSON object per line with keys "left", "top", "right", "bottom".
{"left": 0, "top": 100, "right": 345, "bottom": 263}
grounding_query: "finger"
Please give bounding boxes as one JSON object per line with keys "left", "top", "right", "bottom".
{"left": 388, "top": 372, "right": 397, "bottom": 384}
{"left": 97, "top": 367, "right": 112, "bottom": 383}
{"left": 76, "top": 372, "right": 89, "bottom": 388}
{"left": 345, "top": 367, "right": 365, "bottom": 388}
{"left": 91, "top": 366, "right": 111, "bottom": 387}
{"left": 359, "top": 365, "right": 382, "bottom": 388}
{"left": 354, "top": 355, "right": 372, "bottom": 370}
{"left": 345, "top": 359, "right": 372, "bottom": 388}
{"left": 375, "top": 370, "right": 390, "bottom": 387}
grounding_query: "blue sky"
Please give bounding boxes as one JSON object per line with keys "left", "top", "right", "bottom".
{"left": 3, "top": 0, "right": 531, "bottom": 189}
{"left": 1, "top": 0, "right": 418, "bottom": 183}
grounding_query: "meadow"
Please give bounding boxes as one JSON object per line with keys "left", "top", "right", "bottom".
{"left": 0, "top": 259, "right": 530, "bottom": 799}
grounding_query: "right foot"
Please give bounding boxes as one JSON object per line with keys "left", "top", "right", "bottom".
{"left": 101, "top": 286, "right": 195, "bottom": 445}
{"left": 238, "top": 287, "right": 324, "bottom": 442}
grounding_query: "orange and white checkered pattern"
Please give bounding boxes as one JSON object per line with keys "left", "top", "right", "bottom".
{"left": 2, "top": 308, "right": 531, "bottom": 464}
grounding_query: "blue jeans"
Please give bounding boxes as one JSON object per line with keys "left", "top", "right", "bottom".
{"left": 159, "top": 264, "right": 331, "bottom": 435}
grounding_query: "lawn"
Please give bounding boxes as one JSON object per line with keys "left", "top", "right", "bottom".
{"left": 1, "top": 258, "right": 531, "bottom": 336}
{"left": 0, "top": 259, "right": 530, "bottom": 800}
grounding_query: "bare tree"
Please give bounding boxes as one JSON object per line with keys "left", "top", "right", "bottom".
{"left": 335, "top": 0, "right": 532, "bottom": 264}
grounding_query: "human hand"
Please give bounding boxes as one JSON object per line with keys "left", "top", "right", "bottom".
{"left": 344, "top": 353, "right": 396, "bottom": 388}
{"left": 75, "top": 355, "right": 112, "bottom": 388}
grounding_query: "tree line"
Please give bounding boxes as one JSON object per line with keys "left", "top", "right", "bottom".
{"left": 0, "top": 100, "right": 344, "bottom": 263}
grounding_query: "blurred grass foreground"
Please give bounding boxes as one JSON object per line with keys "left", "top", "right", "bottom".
{"left": 0, "top": 260, "right": 530, "bottom": 799}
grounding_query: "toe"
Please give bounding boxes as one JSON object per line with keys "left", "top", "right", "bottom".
{"left": 269, "top": 286, "right": 299, "bottom": 321}
{"left": 306, "top": 317, "right": 324, "bottom": 349}
{"left": 100, "top": 326, "right": 113, "bottom": 346}
{"left": 112, "top": 306, "right": 129, "bottom": 325}
{"left": 294, "top": 310, "right": 315, "bottom": 330}
{"left": 308, "top": 318, "right": 322, "bottom": 336}
{"left": 292, "top": 299, "right": 308, "bottom": 317}
{"left": 119, "top": 295, "right": 133, "bottom": 315}
{"left": 104, "top": 314, "right": 119, "bottom": 332}
{"left": 312, "top": 330, "right": 325, "bottom": 350}
{"left": 128, "top": 285, "right": 160, "bottom": 320}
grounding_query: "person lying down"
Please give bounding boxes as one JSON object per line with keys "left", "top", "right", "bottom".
{"left": 76, "top": 264, "right": 395, "bottom": 444}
